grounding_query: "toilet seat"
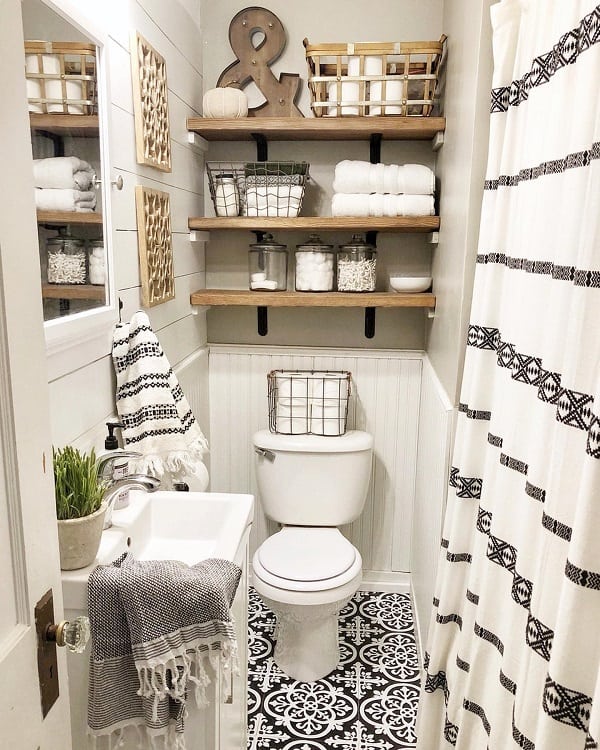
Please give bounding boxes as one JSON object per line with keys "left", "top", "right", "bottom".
{"left": 253, "top": 527, "right": 362, "bottom": 593}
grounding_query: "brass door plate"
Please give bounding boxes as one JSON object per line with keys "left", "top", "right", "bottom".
{"left": 34, "top": 589, "right": 59, "bottom": 717}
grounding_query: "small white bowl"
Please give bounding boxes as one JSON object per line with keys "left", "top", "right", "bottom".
{"left": 389, "top": 275, "right": 432, "bottom": 293}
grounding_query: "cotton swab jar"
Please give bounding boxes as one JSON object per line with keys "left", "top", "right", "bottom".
{"left": 336, "top": 234, "right": 377, "bottom": 292}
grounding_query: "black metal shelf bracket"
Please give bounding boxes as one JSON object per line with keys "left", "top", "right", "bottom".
{"left": 364, "top": 307, "right": 376, "bottom": 339}
{"left": 251, "top": 133, "right": 268, "bottom": 162}
{"left": 369, "top": 133, "right": 382, "bottom": 164}
{"left": 257, "top": 306, "right": 269, "bottom": 336}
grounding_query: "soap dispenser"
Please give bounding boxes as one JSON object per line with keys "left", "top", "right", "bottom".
{"left": 101, "top": 422, "right": 131, "bottom": 510}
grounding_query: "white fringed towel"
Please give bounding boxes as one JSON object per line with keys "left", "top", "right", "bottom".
{"left": 111, "top": 311, "right": 209, "bottom": 484}
{"left": 88, "top": 553, "right": 241, "bottom": 750}
{"left": 33, "top": 156, "right": 95, "bottom": 190}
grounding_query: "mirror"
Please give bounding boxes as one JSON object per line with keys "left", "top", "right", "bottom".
{"left": 21, "top": 0, "right": 116, "bottom": 341}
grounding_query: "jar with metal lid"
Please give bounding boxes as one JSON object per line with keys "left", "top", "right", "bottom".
{"left": 295, "top": 234, "right": 335, "bottom": 292}
{"left": 248, "top": 233, "right": 288, "bottom": 291}
{"left": 214, "top": 173, "right": 240, "bottom": 217}
{"left": 47, "top": 232, "right": 86, "bottom": 284}
{"left": 336, "top": 234, "right": 377, "bottom": 292}
{"left": 88, "top": 239, "right": 106, "bottom": 285}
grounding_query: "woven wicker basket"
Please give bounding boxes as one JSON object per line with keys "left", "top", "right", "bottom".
{"left": 304, "top": 36, "right": 446, "bottom": 117}
{"left": 25, "top": 40, "right": 97, "bottom": 115}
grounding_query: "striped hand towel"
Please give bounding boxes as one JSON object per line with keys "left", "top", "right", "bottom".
{"left": 112, "top": 311, "right": 209, "bottom": 485}
{"left": 88, "top": 552, "right": 241, "bottom": 749}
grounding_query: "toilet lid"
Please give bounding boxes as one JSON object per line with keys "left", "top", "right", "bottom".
{"left": 257, "top": 527, "right": 357, "bottom": 582}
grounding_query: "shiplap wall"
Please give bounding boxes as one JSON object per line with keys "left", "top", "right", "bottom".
{"left": 208, "top": 345, "right": 422, "bottom": 574}
{"left": 48, "top": 0, "right": 209, "bottom": 450}
{"left": 411, "top": 356, "right": 454, "bottom": 659}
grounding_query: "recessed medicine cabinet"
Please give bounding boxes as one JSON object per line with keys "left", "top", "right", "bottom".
{"left": 21, "top": 0, "right": 118, "bottom": 365}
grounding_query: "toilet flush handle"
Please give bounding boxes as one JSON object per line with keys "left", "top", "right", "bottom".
{"left": 254, "top": 446, "right": 276, "bottom": 462}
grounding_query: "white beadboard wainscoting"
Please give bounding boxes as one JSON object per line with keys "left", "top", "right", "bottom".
{"left": 411, "top": 356, "right": 454, "bottom": 662}
{"left": 208, "top": 345, "right": 423, "bottom": 579}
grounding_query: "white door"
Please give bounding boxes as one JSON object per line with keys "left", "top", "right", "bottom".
{"left": 0, "top": 1, "right": 72, "bottom": 748}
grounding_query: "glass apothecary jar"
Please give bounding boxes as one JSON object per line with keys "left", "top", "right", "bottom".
{"left": 47, "top": 233, "right": 86, "bottom": 285}
{"left": 295, "top": 234, "right": 335, "bottom": 292}
{"left": 248, "top": 234, "right": 288, "bottom": 291}
{"left": 336, "top": 234, "right": 377, "bottom": 292}
{"left": 214, "top": 173, "right": 240, "bottom": 217}
{"left": 88, "top": 240, "right": 106, "bottom": 285}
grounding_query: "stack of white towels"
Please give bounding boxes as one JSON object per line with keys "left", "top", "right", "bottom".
{"left": 331, "top": 160, "right": 435, "bottom": 217}
{"left": 274, "top": 371, "right": 348, "bottom": 436}
{"left": 34, "top": 156, "right": 97, "bottom": 213}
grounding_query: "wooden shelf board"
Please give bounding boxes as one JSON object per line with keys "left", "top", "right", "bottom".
{"left": 42, "top": 284, "right": 105, "bottom": 300}
{"left": 190, "top": 289, "right": 435, "bottom": 308}
{"left": 188, "top": 216, "right": 439, "bottom": 233}
{"left": 30, "top": 113, "right": 99, "bottom": 137}
{"left": 37, "top": 210, "right": 102, "bottom": 226}
{"left": 187, "top": 116, "right": 445, "bottom": 141}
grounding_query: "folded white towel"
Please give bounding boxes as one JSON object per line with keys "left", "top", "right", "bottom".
{"left": 33, "top": 156, "right": 95, "bottom": 190}
{"left": 34, "top": 187, "right": 96, "bottom": 213}
{"left": 333, "top": 160, "right": 435, "bottom": 196}
{"left": 331, "top": 192, "right": 434, "bottom": 217}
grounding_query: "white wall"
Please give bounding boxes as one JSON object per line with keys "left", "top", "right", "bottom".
{"left": 200, "top": 0, "right": 443, "bottom": 350}
{"left": 426, "top": 0, "right": 494, "bottom": 404}
{"left": 29, "top": 0, "right": 210, "bottom": 452}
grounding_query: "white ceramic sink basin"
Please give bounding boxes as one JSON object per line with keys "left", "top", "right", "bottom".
{"left": 61, "top": 490, "right": 254, "bottom": 610}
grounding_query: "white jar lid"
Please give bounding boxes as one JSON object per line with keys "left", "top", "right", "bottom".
{"left": 257, "top": 527, "right": 357, "bottom": 582}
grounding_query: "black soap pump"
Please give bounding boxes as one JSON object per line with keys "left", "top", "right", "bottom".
{"left": 101, "top": 422, "right": 130, "bottom": 509}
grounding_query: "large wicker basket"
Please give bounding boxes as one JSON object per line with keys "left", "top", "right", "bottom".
{"left": 25, "top": 40, "right": 97, "bottom": 115}
{"left": 304, "top": 36, "right": 446, "bottom": 117}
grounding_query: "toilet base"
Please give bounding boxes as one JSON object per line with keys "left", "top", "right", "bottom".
{"left": 260, "top": 595, "right": 352, "bottom": 682}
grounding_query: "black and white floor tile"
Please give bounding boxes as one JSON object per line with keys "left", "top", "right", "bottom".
{"left": 247, "top": 588, "right": 421, "bottom": 750}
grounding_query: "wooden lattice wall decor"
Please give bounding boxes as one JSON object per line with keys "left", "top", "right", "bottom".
{"left": 130, "top": 32, "right": 172, "bottom": 171}
{"left": 135, "top": 186, "right": 175, "bottom": 307}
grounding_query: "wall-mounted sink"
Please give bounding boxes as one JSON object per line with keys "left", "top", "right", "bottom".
{"left": 61, "top": 490, "right": 254, "bottom": 610}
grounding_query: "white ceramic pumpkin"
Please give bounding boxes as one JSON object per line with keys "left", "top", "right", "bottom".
{"left": 203, "top": 86, "right": 248, "bottom": 119}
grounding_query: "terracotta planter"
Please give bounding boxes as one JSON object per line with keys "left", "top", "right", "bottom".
{"left": 57, "top": 502, "right": 107, "bottom": 570}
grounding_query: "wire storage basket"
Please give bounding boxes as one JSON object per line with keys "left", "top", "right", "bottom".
{"left": 303, "top": 36, "right": 446, "bottom": 117}
{"left": 206, "top": 161, "right": 309, "bottom": 218}
{"left": 268, "top": 370, "right": 351, "bottom": 436}
{"left": 25, "top": 41, "right": 97, "bottom": 115}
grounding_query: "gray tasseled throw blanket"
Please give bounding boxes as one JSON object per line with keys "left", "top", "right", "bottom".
{"left": 87, "top": 553, "right": 241, "bottom": 749}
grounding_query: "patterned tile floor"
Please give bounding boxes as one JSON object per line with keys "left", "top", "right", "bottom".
{"left": 247, "top": 588, "right": 421, "bottom": 750}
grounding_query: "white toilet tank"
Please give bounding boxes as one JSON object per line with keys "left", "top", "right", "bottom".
{"left": 253, "top": 429, "right": 373, "bottom": 526}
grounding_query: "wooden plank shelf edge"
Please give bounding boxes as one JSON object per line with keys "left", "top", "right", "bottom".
{"left": 37, "top": 210, "right": 103, "bottom": 226}
{"left": 42, "top": 284, "right": 106, "bottom": 300}
{"left": 188, "top": 216, "right": 440, "bottom": 232}
{"left": 190, "top": 289, "right": 435, "bottom": 308}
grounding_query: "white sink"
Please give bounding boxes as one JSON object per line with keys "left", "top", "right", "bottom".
{"left": 61, "top": 490, "right": 254, "bottom": 610}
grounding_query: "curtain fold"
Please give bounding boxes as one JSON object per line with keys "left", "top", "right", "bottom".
{"left": 418, "top": 2, "right": 600, "bottom": 748}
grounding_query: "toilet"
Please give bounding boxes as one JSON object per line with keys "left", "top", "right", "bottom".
{"left": 252, "top": 428, "right": 374, "bottom": 681}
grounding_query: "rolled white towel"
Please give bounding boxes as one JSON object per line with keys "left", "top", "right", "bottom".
{"left": 33, "top": 156, "right": 95, "bottom": 190}
{"left": 332, "top": 193, "right": 434, "bottom": 217}
{"left": 333, "top": 160, "right": 435, "bottom": 195}
{"left": 35, "top": 188, "right": 97, "bottom": 213}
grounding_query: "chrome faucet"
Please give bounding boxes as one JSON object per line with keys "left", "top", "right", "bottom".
{"left": 101, "top": 474, "right": 160, "bottom": 529}
{"left": 96, "top": 450, "right": 143, "bottom": 481}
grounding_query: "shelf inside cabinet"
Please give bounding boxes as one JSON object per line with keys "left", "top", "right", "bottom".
{"left": 37, "top": 210, "right": 102, "bottom": 226}
{"left": 186, "top": 116, "right": 445, "bottom": 142}
{"left": 188, "top": 216, "right": 440, "bottom": 233}
{"left": 30, "top": 113, "right": 99, "bottom": 137}
{"left": 42, "top": 284, "right": 105, "bottom": 300}
{"left": 190, "top": 289, "right": 435, "bottom": 308}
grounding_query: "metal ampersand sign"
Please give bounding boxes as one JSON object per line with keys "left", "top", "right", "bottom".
{"left": 217, "top": 6, "right": 303, "bottom": 118}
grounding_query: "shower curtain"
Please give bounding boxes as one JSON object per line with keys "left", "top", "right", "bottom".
{"left": 419, "top": 2, "right": 600, "bottom": 749}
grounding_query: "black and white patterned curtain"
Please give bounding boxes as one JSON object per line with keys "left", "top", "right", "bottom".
{"left": 419, "top": 2, "right": 600, "bottom": 748}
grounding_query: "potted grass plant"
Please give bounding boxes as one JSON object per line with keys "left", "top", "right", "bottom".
{"left": 54, "top": 446, "right": 107, "bottom": 570}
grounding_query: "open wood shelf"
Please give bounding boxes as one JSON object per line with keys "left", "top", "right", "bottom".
{"left": 30, "top": 113, "right": 99, "bottom": 137}
{"left": 190, "top": 289, "right": 435, "bottom": 308}
{"left": 188, "top": 216, "right": 439, "bottom": 232}
{"left": 42, "top": 284, "right": 105, "bottom": 300}
{"left": 187, "top": 116, "right": 445, "bottom": 141}
{"left": 37, "top": 210, "right": 102, "bottom": 226}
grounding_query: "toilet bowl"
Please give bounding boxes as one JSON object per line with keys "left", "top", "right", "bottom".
{"left": 252, "top": 429, "right": 373, "bottom": 681}
{"left": 252, "top": 526, "right": 363, "bottom": 681}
